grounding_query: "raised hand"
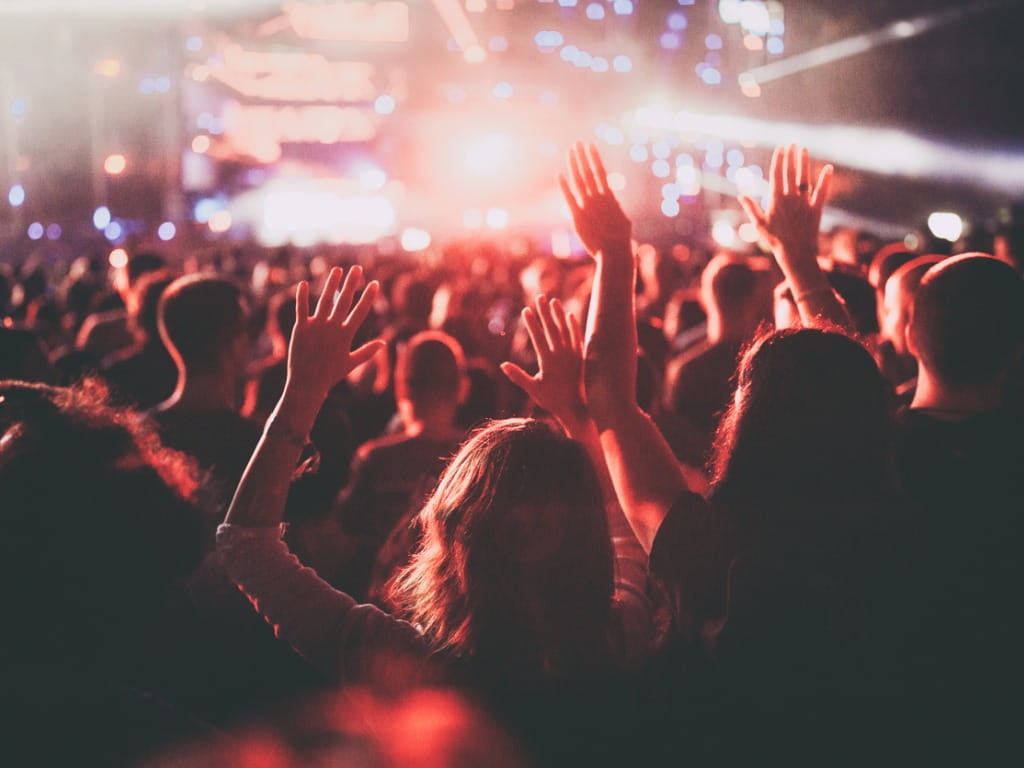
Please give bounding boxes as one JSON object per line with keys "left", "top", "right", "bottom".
{"left": 501, "top": 295, "right": 588, "bottom": 433}
{"left": 739, "top": 144, "right": 832, "bottom": 275}
{"left": 559, "top": 142, "right": 632, "bottom": 259}
{"left": 286, "top": 266, "right": 385, "bottom": 405}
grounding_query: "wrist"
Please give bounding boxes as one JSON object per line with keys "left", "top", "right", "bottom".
{"left": 274, "top": 382, "right": 322, "bottom": 433}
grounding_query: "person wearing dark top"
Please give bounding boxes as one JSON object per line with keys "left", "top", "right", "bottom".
{"left": 661, "top": 254, "right": 770, "bottom": 468}
{"left": 101, "top": 269, "right": 179, "bottom": 409}
{"left": 564, "top": 143, "right": 906, "bottom": 719}
{"left": 334, "top": 330, "right": 467, "bottom": 599}
{"left": 895, "top": 253, "right": 1024, "bottom": 694}
{"left": 152, "top": 274, "right": 262, "bottom": 521}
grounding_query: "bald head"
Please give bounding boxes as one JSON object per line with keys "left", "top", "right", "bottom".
{"left": 881, "top": 255, "right": 944, "bottom": 355}
{"left": 908, "top": 254, "right": 1024, "bottom": 387}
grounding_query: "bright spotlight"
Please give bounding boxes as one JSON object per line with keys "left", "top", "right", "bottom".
{"left": 464, "top": 134, "right": 514, "bottom": 174}
{"left": 208, "top": 210, "right": 233, "bottom": 234}
{"left": 485, "top": 208, "right": 509, "bottom": 229}
{"left": 27, "top": 222, "right": 44, "bottom": 240}
{"left": 8, "top": 184, "right": 25, "bottom": 207}
{"left": 104, "top": 154, "right": 127, "bottom": 175}
{"left": 401, "top": 227, "right": 432, "bottom": 251}
{"left": 108, "top": 248, "right": 129, "bottom": 269}
{"left": 359, "top": 168, "right": 387, "bottom": 190}
{"left": 712, "top": 220, "right": 737, "bottom": 247}
{"left": 93, "top": 206, "right": 111, "bottom": 230}
{"left": 157, "top": 222, "right": 177, "bottom": 241}
{"left": 927, "top": 212, "right": 963, "bottom": 242}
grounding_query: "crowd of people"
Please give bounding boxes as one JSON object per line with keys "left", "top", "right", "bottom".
{"left": 2, "top": 142, "right": 1022, "bottom": 765}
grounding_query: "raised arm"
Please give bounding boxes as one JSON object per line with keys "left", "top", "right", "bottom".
{"left": 560, "top": 143, "right": 688, "bottom": 552}
{"left": 738, "top": 144, "right": 851, "bottom": 330}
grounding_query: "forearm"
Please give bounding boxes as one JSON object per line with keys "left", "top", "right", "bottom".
{"left": 776, "top": 246, "right": 852, "bottom": 330}
{"left": 224, "top": 383, "right": 320, "bottom": 528}
{"left": 585, "top": 245, "right": 639, "bottom": 426}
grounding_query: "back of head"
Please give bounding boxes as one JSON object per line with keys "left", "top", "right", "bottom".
{"left": 868, "top": 244, "right": 917, "bottom": 292}
{"left": 159, "top": 274, "right": 248, "bottom": 372}
{"left": 391, "top": 271, "right": 435, "bottom": 326}
{"left": 701, "top": 255, "right": 758, "bottom": 318}
{"left": 131, "top": 269, "right": 177, "bottom": 342}
{"left": 396, "top": 330, "right": 465, "bottom": 407}
{"left": 387, "top": 418, "right": 613, "bottom": 682}
{"left": 881, "top": 255, "right": 943, "bottom": 353}
{"left": 0, "top": 379, "right": 203, "bottom": 661}
{"left": 908, "top": 253, "right": 1024, "bottom": 387}
{"left": 711, "top": 328, "right": 890, "bottom": 520}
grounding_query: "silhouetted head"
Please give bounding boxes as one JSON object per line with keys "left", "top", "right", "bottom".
{"left": 0, "top": 379, "right": 203, "bottom": 662}
{"left": 880, "top": 255, "right": 944, "bottom": 355}
{"left": 159, "top": 275, "right": 249, "bottom": 375}
{"left": 908, "top": 253, "right": 1024, "bottom": 387}
{"left": 700, "top": 255, "right": 768, "bottom": 339}
{"left": 387, "top": 418, "right": 614, "bottom": 683}
{"left": 130, "top": 269, "right": 177, "bottom": 344}
{"left": 710, "top": 327, "right": 890, "bottom": 524}
{"left": 395, "top": 330, "right": 466, "bottom": 409}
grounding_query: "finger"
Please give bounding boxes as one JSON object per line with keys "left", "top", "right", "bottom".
{"left": 329, "top": 265, "right": 363, "bottom": 322}
{"left": 810, "top": 164, "right": 834, "bottom": 210}
{"left": 566, "top": 310, "right": 583, "bottom": 354}
{"left": 558, "top": 173, "right": 581, "bottom": 216}
{"left": 548, "top": 297, "right": 572, "bottom": 349}
{"left": 534, "top": 295, "right": 560, "bottom": 352}
{"left": 315, "top": 267, "right": 343, "bottom": 319}
{"left": 521, "top": 306, "right": 547, "bottom": 363}
{"left": 739, "top": 196, "right": 769, "bottom": 230}
{"left": 295, "top": 281, "right": 310, "bottom": 325}
{"left": 782, "top": 144, "right": 797, "bottom": 196}
{"left": 348, "top": 339, "right": 386, "bottom": 370}
{"left": 499, "top": 361, "right": 537, "bottom": 396}
{"left": 343, "top": 280, "right": 380, "bottom": 331}
{"left": 796, "top": 146, "right": 810, "bottom": 190}
{"left": 585, "top": 144, "right": 609, "bottom": 196}
{"left": 571, "top": 143, "right": 595, "bottom": 198}
{"left": 769, "top": 146, "right": 785, "bottom": 201}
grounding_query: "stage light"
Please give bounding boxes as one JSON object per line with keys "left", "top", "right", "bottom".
{"left": 630, "top": 144, "right": 648, "bottom": 163}
{"left": 155, "top": 76, "right": 172, "bottom": 93}
{"left": 104, "top": 154, "right": 127, "bottom": 175}
{"left": 668, "top": 11, "right": 688, "bottom": 30}
{"left": 209, "top": 210, "right": 233, "bottom": 234}
{"left": 586, "top": 3, "right": 604, "bottom": 20}
{"left": 677, "top": 165, "right": 702, "bottom": 195}
{"left": 767, "top": 37, "right": 784, "bottom": 54}
{"left": 464, "top": 133, "right": 514, "bottom": 174}
{"left": 613, "top": 0, "right": 633, "bottom": 15}
{"left": 8, "top": 184, "right": 25, "bottom": 207}
{"left": 701, "top": 68, "right": 722, "bottom": 85}
{"left": 485, "top": 208, "right": 508, "bottom": 229}
{"left": 46, "top": 224, "right": 61, "bottom": 240}
{"left": 574, "top": 51, "right": 592, "bottom": 68}
{"left": 770, "top": 18, "right": 785, "bottom": 35}
{"left": 139, "top": 78, "right": 155, "bottom": 95}
{"left": 27, "top": 222, "right": 44, "bottom": 240}
{"left": 192, "top": 135, "right": 211, "bottom": 153}
{"left": 662, "top": 182, "right": 680, "bottom": 199}
{"left": 359, "top": 168, "right": 387, "bottom": 190}
{"left": 401, "top": 227, "right": 432, "bottom": 251}
{"left": 712, "top": 220, "right": 737, "bottom": 247}
{"left": 613, "top": 55, "right": 632, "bottom": 72}
{"left": 194, "top": 198, "right": 222, "bottom": 224}
{"left": 591, "top": 57, "right": 609, "bottom": 73}
{"left": 739, "top": 1, "right": 771, "bottom": 35}
{"left": 535, "top": 31, "right": 564, "bottom": 49}
{"left": 744, "top": 34, "right": 764, "bottom": 51}
{"left": 738, "top": 222, "right": 760, "bottom": 243}
{"left": 718, "top": 0, "right": 740, "bottom": 24}
{"left": 186, "top": 35, "right": 203, "bottom": 52}
{"left": 660, "top": 33, "right": 682, "bottom": 50}
{"left": 374, "top": 94, "right": 396, "bottom": 114}
{"left": 560, "top": 45, "right": 578, "bottom": 62}
{"left": 605, "top": 127, "right": 624, "bottom": 145}
{"left": 705, "top": 34, "right": 723, "bottom": 49}
{"left": 558, "top": 0, "right": 577, "bottom": 7}
{"left": 652, "top": 159, "right": 671, "bottom": 178}
{"left": 662, "top": 199, "right": 680, "bottom": 217}
{"left": 104, "top": 222, "right": 123, "bottom": 241}
{"left": 95, "top": 58, "right": 121, "bottom": 78}
{"left": 492, "top": 82, "right": 513, "bottom": 99}
{"left": 109, "top": 249, "right": 129, "bottom": 269}
{"left": 158, "top": 222, "right": 176, "bottom": 241}
{"left": 463, "top": 45, "right": 486, "bottom": 63}
{"left": 653, "top": 140, "right": 671, "bottom": 159}
{"left": 93, "top": 206, "right": 111, "bottom": 230}
{"left": 927, "top": 212, "right": 963, "bottom": 242}
{"left": 727, "top": 149, "right": 745, "bottom": 167}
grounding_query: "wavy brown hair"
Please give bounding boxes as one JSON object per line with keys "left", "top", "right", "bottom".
{"left": 386, "top": 418, "right": 615, "bottom": 683}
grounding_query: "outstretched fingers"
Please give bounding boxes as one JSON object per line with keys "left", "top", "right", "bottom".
{"left": 315, "top": 267, "right": 344, "bottom": 319}
{"left": 585, "top": 144, "right": 609, "bottom": 196}
{"left": 328, "top": 265, "right": 363, "bottom": 322}
{"left": 295, "top": 281, "right": 310, "bottom": 326}
{"left": 343, "top": 280, "right": 380, "bottom": 332}
{"left": 810, "top": 163, "right": 834, "bottom": 210}
{"left": 570, "top": 143, "right": 595, "bottom": 199}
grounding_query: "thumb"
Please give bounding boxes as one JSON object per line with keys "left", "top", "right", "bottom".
{"left": 500, "top": 362, "right": 537, "bottom": 396}
{"left": 349, "top": 339, "right": 386, "bottom": 370}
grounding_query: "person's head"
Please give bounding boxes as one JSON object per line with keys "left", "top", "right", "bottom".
{"left": 387, "top": 418, "right": 614, "bottom": 682}
{"left": 868, "top": 245, "right": 917, "bottom": 330}
{"left": 129, "top": 269, "right": 176, "bottom": 345}
{"left": 159, "top": 275, "right": 250, "bottom": 378}
{"left": 700, "top": 255, "right": 770, "bottom": 342}
{"left": 907, "top": 253, "right": 1024, "bottom": 389}
{"left": 880, "top": 255, "right": 944, "bottom": 355}
{"left": 710, "top": 327, "right": 890, "bottom": 522}
{"left": 0, "top": 379, "right": 203, "bottom": 662}
{"left": 395, "top": 331, "right": 467, "bottom": 415}
{"left": 390, "top": 271, "right": 435, "bottom": 327}
{"left": 114, "top": 250, "right": 167, "bottom": 306}
{"left": 266, "top": 288, "right": 297, "bottom": 353}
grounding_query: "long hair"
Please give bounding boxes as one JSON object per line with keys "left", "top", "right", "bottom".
{"left": 386, "top": 418, "right": 615, "bottom": 682}
{"left": 709, "top": 327, "right": 891, "bottom": 528}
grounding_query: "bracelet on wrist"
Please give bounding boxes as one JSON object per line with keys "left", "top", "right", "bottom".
{"left": 264, "top": 419, "right": 309, "bottom": 448}
{"left": 793, "top": 283, "right": 833, "bottom": 303}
